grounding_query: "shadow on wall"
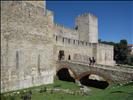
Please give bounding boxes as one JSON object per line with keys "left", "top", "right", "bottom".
{"left": 57, "top": 68, "right": 75, "bottom": 83}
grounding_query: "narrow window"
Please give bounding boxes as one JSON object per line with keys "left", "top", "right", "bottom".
{"left": 68, "top": 55, "right": 71, "bottom": 60}
{"left": 68, "top": 39, "right": 70, "bottom": 44}
{"left": 73, "top": 40, "right": 75, "bottom": 44}
{"left": 63, "top": 37, "right": 64, "bottom": 43}
{"left": 56, "top": 36, "right": 58, "bottom": 41}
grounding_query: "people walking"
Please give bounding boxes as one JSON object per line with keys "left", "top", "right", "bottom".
{"left": 92, "top": 57, "right": 96, "bottom": 66}
{"left": 89, "top": 57, "right": 92, "bottom": 65}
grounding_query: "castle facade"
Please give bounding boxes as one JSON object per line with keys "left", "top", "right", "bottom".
{"left": 1, "top": 1, "right": 115, "bottom": 92}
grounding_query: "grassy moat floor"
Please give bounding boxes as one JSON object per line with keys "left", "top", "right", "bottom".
{"left": 1, "top": 80, "right": 133, "bottom": 100}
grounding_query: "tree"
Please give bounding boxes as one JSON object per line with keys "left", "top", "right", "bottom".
{"left": 114, "top": 43, "right": 119, "bottom": 63}
{"left": 113, "top": 39, "right": 128, "bottom": 64}
{"left": 118, "top": 40, "right": 128, "bottom": 64}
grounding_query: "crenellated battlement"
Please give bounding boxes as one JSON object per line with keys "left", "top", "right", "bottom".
{"left": 76, "top": 12, "right": 97, "bottom": 19}
{"left": 54, "top": 35, "right": 93, "bottom": 47}
{"left": 54, "top": 23, "right": 78, "bottom": 32}
{"left": 75, "top": 12, "right": 98, "bottom": 43}
{"left": 98, "top": 43, "right": 114, "bottom": 48}
{"left": 25, "top": 1, "right": 45, "bottom": 8}
{"left": 46, "top": 10, "right": 54, "bottom": 16}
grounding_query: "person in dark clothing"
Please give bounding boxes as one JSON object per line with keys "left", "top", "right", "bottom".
{"left": 89, "top": 57, "right": 92, "bottom": 65}
{"left": 92, "top": 57, "right": 96, "bottom": 65}
{"left": 23, "top": 90, "right": 32, "bottom": 100}
{"left": 68, "top": 55, "right": 71, "bottom": 60}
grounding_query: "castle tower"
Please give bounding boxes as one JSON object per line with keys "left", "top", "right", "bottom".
{"left": 75, "top": 13, "right": 98, "bottom": 43}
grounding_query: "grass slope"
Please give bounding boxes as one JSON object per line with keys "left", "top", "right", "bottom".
{"left": 1, "top": 80, "right": 133, "bottom": 100}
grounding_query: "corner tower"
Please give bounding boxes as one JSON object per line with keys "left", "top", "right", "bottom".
{"left": 75, "top": 13, "right": 98, "bottom": 43}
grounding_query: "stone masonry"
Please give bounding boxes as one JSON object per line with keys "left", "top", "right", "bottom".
{"left": 1, "top": 0, "right": 115, "bottom": 93}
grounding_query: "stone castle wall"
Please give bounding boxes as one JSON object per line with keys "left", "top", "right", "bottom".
{"left": 53, "top": 43, "right": 93, "bottom": 64}
{"left": 54, "top": 24, "right": 79, "bottom": 40}
{"left": 1, "top": 0, "right": 115, "bottom": 93}
{"left": 96, "top": 43, "right": 115, "bottom": 65}
{"left": 1, "top": 1, "right": 56, "bottom": 93}
{"left": 52, "top": 5, "right": 114, "bottom": 66}
{"left": 53, "top": 35, "right": 115, "bottom": 66}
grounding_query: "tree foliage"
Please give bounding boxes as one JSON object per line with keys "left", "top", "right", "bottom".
{"left": 115, "top": 40, "right": 128, "bottom": 64}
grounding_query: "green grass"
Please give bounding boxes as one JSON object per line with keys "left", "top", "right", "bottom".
{"left": 87, "top": 83, "right": 133, "bottom": 100}
{"left": 1, "top": 80, "right": 133, "bottom": 100}
{"left": 45, "top": 80, "right": 80, "bottom": 90}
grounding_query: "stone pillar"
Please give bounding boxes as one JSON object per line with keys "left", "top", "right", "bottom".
{"left": 75, "top": 79, "right": 81, "bottom": 86}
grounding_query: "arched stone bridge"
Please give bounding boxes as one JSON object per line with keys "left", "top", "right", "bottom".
{"left": 56, "top": 61, "right": 133, "bottom": 84}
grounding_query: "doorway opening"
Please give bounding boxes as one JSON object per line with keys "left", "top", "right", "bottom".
{"left": 68, "top": 55, "right": 71, "bottom": 60}
{"left": 58, "top": 50, "right": 64, "bottom": 60}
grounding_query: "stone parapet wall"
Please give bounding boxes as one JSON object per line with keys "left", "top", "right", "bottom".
{"left": 54, "top": 23, "right": 79, "bottom": 40}
{"left": 98, "top": 43, "right": 114, "bottom": 48}
{"left": 54, "top": 35, "right": 93, "bottom": 47}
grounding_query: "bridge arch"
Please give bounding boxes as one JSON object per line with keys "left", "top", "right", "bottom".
{"left": 77, "top": 71, "right": 112, "bottom": 89}
{"left": 56, "top": 65, "right": 77, "bottom": 82}
{"left": 78, "top": 71, "right": 112, "bottom": 83}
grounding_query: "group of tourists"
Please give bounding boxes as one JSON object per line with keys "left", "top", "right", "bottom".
{"left": 89, "top": 57, "right": 96, "bottom": 66}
